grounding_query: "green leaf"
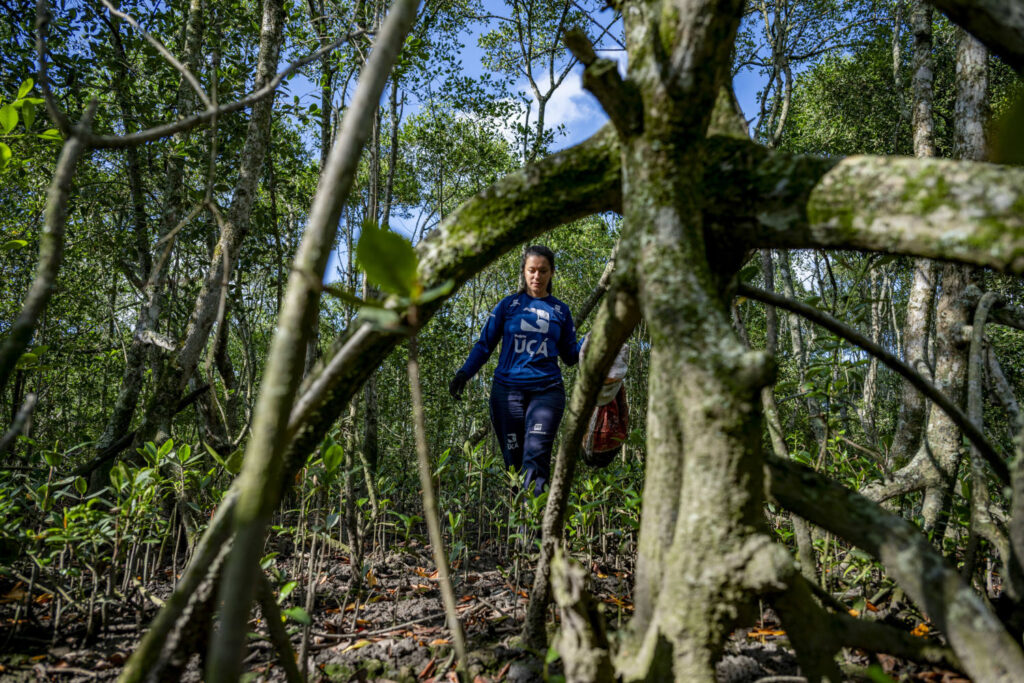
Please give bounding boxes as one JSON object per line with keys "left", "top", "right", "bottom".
{"left": 0, "top": 142, "right": 11, "bottom": 172}
{"left": 865, "top": 665, "right": 897, "bottom": 683}
{"left": 37, "top": 128, "right": 61, "bottom": 141}
{"left": 416, "top": 279, "right": 455, "bottom": 305}
{"left": 17, "top": 78, "right": 34, "bottom": 99}
{"left": 282, "top": 606, "right": 311, "bottom": 624}
{"left": 356, "top": 220, "right": 418, "bottom": 297}
{"left": 157, "top": 438, "right": 174, "bottom": 460}
{"left": 74, "top": 477, "right": 87, "bottom": 496}
{"left": 43, "top": 451, "right": 61, "bottom": 467}
{"left": 110, "top": 462, "right": 129, "bottom": 492}
{"left": 176, "top": 443, "right": 191, "bottom": 464}
{"left": 224, "top": 448, "right": 244, "bottom": 475}
{"left": 278, "top": 580, "right": 298, "bottom": 601}
{"left": 204, "top": 442, "right": 229, "bottom": 469}
{"left": 22, "top": 100, "right": 35, "bottom": 130}
{"left": 357, "top": 307, "right": 400, "bottom": 328}
{"left": 0, "top": 104, "right": 16, "bottom": 134}
{"left": 323, "top": 443, "right": 344, "bottom": 474}
{"left": 16, "top": 352, "right": 38, "bottom": 369}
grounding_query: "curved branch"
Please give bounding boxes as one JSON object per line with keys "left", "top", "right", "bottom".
{"left": 35, "top": 0, "right": 72, "bottom": 136}
{"left": 738, "top": 284, "right": 1009, "bottom": 485}
{"left": 772, "top": 572, "right": 961, "bottom": 676}
{"left": 207, "top": 0, "right": 417, "bottom": 679}
{"left": 710, "top": 143, "right": 1024, "bottom": 276}
{"left": 100, "top": 0, "right": 212, "bottom": 109}
{"left": 84, "top": 30, "right": 364, "bottom": 149}
{"left": 964, "top": 293, "right": 1015, "bottom": 586}
{"left": 766, "top": 455, "right": 1024, "bottom": 682}
{"left": 0, "top": 394, "right": 38, "bottom": 458}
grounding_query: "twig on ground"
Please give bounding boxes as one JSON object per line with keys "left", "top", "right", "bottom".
{"left": 310, "top": 610, "right": 447, "bottom": 645}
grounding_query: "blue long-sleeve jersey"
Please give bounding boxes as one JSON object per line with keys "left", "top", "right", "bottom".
{"left": 459, "top": 293, "right": 580, "bottom": 388}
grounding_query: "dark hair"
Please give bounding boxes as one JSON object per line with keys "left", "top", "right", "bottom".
{"left": 518, "top": 245, "right": 555, "bottom": 294}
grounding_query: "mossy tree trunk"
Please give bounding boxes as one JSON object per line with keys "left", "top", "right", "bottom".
{"left": 599, "top": 1, "right": 786, "bottom": 678}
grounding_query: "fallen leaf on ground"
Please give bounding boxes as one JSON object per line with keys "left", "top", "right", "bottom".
{"left": 747, "top": 629, "right": 786, "bottom": 637}
{"left": 341, "top": 639, "right": 372, "bottom": 653}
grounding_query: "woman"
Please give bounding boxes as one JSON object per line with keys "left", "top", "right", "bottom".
{"left": 449, "top": 245, "right": 581, "bottom": 495}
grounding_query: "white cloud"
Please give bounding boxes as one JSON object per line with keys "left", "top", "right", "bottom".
{"left": 520, "top": 51, "right": 628, "bottom": 150}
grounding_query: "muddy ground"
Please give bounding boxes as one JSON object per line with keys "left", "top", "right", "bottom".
{"left": 0, "top": 541, "right": 969, "bottom": 682}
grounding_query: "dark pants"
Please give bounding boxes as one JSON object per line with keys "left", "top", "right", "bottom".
{"left": 489, "top": 381, "right": 565, "bottom": 495}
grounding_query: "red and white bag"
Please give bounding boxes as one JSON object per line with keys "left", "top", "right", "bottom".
{"left": 579, "top": 341, "right": 629, "bottom": 468}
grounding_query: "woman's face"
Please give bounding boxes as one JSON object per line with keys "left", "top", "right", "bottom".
{"left": 523, "top": 254, "right": 553, "bottom": 298}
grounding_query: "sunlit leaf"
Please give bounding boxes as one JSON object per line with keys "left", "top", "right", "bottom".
{"left": 224, "top": 448, "right": 244, "bottom": 475}
{"left": 17, "top": 78, "right": 34, "bottom": 99}
{"left": 22, "top": 100, "right": 35, "bottom": 130}
{"left": 0, "top": 104, "right": 16, "bottom": 134}
{"left": 356, "top": 220, "right": 418, "bottom": 297}
{"left": 323, "top": 443, "right": 344, "bottom": 474}
{"left": 278, "top": 580, "right": 298, "bottom": 601}
{"left": 282, "top": 606, "right": 311, "bottom": 624}
{"left": 341, "top": 638, "right": 372, "bottom": 653}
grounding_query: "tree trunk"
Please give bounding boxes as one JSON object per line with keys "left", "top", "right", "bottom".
{"left": 920, "top": 27, "right": 988, "bottom": 534}
{"left": 614, "top": 4, "right": 785, "bottom": 678}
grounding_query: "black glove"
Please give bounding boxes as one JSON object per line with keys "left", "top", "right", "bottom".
{"left": 449, "top": 370, "right": 469, "bottom": 400}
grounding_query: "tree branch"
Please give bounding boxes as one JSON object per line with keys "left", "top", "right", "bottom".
{"left": 575, "top": 240, "right": 619, "bottom": 325}
{"left": 207, "top": 1, "right": 418, "bottom": 679}
{"left": 525, "top": 283, "right": 640, "bottom": 649}
{"left": 83, "top": 30, "right": 364, "bottom": 149}
{"left": 0, "top": 393, "right": 37, "bottom": 458}
{"left": 100, "top": 0, "right": 212, "bottom": 109}
{"left": 772, "top": 572, "right": 961, "bottom": 676}
{"left": 738, "top": 283, "right": 1009, "bottom": 485}
{"left": 563, "top": 29, "right": 642, "bottom": 137}
{"left": 766, "top": 454, "right": 1024, "bottom": 681}
{"left": 35, "top": 0, "right": 72, "bottom": 136}
{"left": 0, "top": 101, "right": 96, "bottom": 395}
